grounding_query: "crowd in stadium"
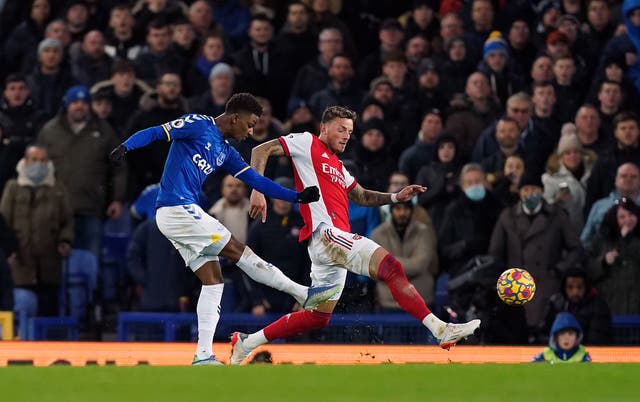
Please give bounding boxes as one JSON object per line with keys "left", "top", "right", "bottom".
{"left": 0, "top": 0, "right": 639, "bottom": 345}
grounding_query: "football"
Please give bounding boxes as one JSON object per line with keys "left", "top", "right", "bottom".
{"left": 496, "top": 268, "right": 536, "bottom": 305}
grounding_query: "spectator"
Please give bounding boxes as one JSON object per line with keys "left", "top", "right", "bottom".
{"left": 347, "top": 118, "right": 396, "bottom": 192}
{"left": 3, "top": 0, "right": 51, "bottom": 74}
{"left": 473, "top": 92, "right": 554, "bottom": 176}
{"left": 582, "top": 162, "right": 640, "bottom": 247}
{"left": 188, "top": 0, "right": 218, "bottom": 39}
{"left": 399, "top": 109, "right": 443, "bottom": 183}
{"left": 587, "top": 197, "right": 640, "bottom": 315}
{"left": 308, "top": 54, "right": 363, "bottom": 120}
{"left": 104, "top": 5, "right": 142, "bottom": 61}
{"left": 478, "top": 31, "right": 524, "bottom": 107}
{"left": 90, "top": 88, "right": 113, "bottom": 126}
{"left": 489, "top": 171, "right": 583, "bottom": 331}
{"left": 380, "top": 171, "right": 433, "bottom": 226}
{"left": 0, "top": 145, "right": 73, "bottom": 318}
{"left": 585, "top": 112, "right": 640, "bottom": 214}
{"left": 125, "top": 72, "right": 188, "bottom": 198}
{"left": 283, "top": 98, "right": 318, "bottom": 135}
{"left": 274, "top": 1, "right": 316, "bottom": 74}
{"left": 209, "top": 174, "right": 250, "bottom": 244}
{"left": 539, "top": 267, "right": 612, "bottom": 345}
{"left": 404, "top": 34, "right": 430, "bottom": 76}
{"left": 26, "top": 38, "right": 75, "bottom": 119}
{"left": 19, "top": 18, "right": 73, "bottom": 76}
{"left": 507, "top": 19, "right": 537, "bottom": 77}
{"left": 552, "top": 55, "right": 583, "bottom": 124}
{"left": 69, "top": 30, "right": 112, "bottom": 87}
{"left": 402, "top": 0, "right": 439, "bottom": 42}
{"left": 303, "top": 0, "right": 355, "bottom": 61}
{"left": 246, "top": 176, "right": 311, "bottom": 315}
{"left": 372, "top": 201, "right": 439, "bottom": 310}
{"left": 445, "top": 72, "right": 501, "bottom": 161}
{"left": 415, "top": 134, "right": 462, "bottom": 231}
{"left": 532, "top": 2, "right": 562, "bottom": 49}
{"left": 169, "top": 17, "right": 199, "bottom": 73}
{"left": 188, "top": 62, "right": 234, "bottom": 117}
{"left": 184, "top": 33, "right": 231, "bottom": 99}
{"left": 211, "top": 0, "right": 251, "bottom": 50}
{"left": 480, "top": 116, "right": 525, "bottom": 183}
{"left": 358, "top": 18, "right": 405, "bottom": 88}
{"left": 290, "top": 27, "right": 343, "bottom": 103}
{"left": 439, "top": 163, "right": 502, "bottom": 276}
{"left": 574, "top": 104, "right": 612, "bottom": 155}
{"left": 232, "top": 14, "right": 292, "bottom": 119}
{"left": 0, "top": 73, "right": 48, "bottom": 192}
{"left": 532, "top": 312, "right": 592, "bottom": 362}
{"left": 490, "top": 154, "right": 525, "bottom": 207}
{"left": 544, "top": 30, "right": 572, "bottom": 61}
{"left": 37, "top": 85, "right": 126, "bottom": 262}
{"left": 134, "top": 18, "right": 184, "bottom": 86}
{"left": 464, "top": 0, "right": 495, "bottom": 65}
{"left": 132, "top": 0, "right": 187, "bottom": 41}
{"left": 529, "top": 55, "right": 554, "bottom": 87}
{"left": 415, "top": 59, "right": 448, "bottom": 120}
{"left": 543, "top": 127, "right": 598, "bottom": 230}
{"left": 596, "top": 80, "right": 624, "bottom": 137}
{"left": 90, "top": 59, "right": 152, "bottom": 137}
{"left": 64, "top": 0, "right": 91, "bottom": 43}
{"left": 438, "top": 37, "right": 475, "bottom": 98}
{"left": 583, "top": 0, "right": 616, "bottom": 67}
{"left": 382, "top": 49, "right": 416, "bottom": 103}
{"left": 555, "top": 14, "right": 589, "bottom": 78}
{"left": 531, "top": 81, "right": 561, "bottom": 144}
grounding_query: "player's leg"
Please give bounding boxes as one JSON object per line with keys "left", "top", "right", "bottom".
{"left": 367, "top": 246, "right": 480, "bottom": 349}
{"left": 191, "top": 259, "right": 225, "bottom": 365}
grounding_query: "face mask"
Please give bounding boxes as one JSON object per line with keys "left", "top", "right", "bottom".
{"left": 25, "top": 162, "right": 49, "bottom": 185}
{"left": 464, "top": 184, "right": 486, "bottom": 201}
{"left": 523, "top": 193, "right": 542, "bottom": 211}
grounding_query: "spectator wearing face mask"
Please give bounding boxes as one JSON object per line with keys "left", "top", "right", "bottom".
{"left": 0, "top": 145, "right": 73, "bottom": 319}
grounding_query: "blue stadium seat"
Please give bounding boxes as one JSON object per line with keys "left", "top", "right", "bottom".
{"left": 27, "top": 317, "right": 79, "bottom": 340}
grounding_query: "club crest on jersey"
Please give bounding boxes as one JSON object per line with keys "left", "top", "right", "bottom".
{"left": 216, "top": 151, "right": 226, "bottom": 166}
{"left": 321, "top": 163, "right": 346, "bottom": 187}
{"left": 192, "top": 153, "right": 214, "bottom": 174}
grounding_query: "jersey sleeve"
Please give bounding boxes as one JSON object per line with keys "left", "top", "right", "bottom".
{"left": 278, "top": 131, "right": 313, "bottom": 158}
{"left": 342, "top": 163, "right": 357, "bottom": 191}
{"left": 161, "top": 114, "right": 215, "bottom": 141}
{"left": 221, "top": 144, "right": 250, "bottom": 177}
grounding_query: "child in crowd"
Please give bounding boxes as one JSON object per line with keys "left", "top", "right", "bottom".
{"left": 533, "top": 312, "right": 592, "bottom": 363}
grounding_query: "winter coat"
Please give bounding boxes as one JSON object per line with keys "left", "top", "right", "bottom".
{"left": 26, "top": 67, "right": 76, "bottom": 119}
{"left": 37, "top": 113, "right": 127, "bottom": 217}
{"left": 542, "top": 151, "right": 597, "bottom": 230}
{"left": 489, "top": 201, "right": 584, "bottom": 326}
{"left": 415, "top": 161, "right": 461, "bottom": 231}
{"left": 445, "top": 95, "right": 501, "bottom": 161}
{"left": 0, "top": 161, "right": 73, "bottom": 286}
{"left": 532, "top": 312, "right": 591, "bottom": 362}
{"left": 90, "top": 79, "right": 152, "bottom": 136}
{"left": 588, "top": 232, "right": 640, "bottom": 315}
{"left": 371, "top": 218, "right": 439, "bottom": 307}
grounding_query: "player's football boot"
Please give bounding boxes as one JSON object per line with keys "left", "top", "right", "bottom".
{"left": 438, "top": 319, "right": 481, "bottom": 350}
{"left": 192, "top": 354, "right": 224, "bottom": 365}
{"left": 302, "top": 284, "right": 343, "bottom": 310}
{"left": 230, "top": 332, "right": 253, "bottom": 365}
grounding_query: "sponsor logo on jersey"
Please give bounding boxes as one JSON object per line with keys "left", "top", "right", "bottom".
{"left": 192, "top": 153, "right": 214, "bottom": 174}
{"left": 321, "top": 163, "right": 345, "bottom": 187}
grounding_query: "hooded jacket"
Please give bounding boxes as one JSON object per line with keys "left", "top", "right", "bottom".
{"left": 533, "top": 312, "right": 592, "bottom": 362}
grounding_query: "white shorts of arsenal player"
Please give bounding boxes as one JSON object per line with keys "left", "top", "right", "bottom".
{"left": 307, "top": 222, "right": 381, "bottom": 300}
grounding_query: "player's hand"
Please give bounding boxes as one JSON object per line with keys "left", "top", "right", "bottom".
{"left": 250, "top": 190, "right": 268, "bottom": 222}
{"left": 109, "top": 144, "right": 127, "bottom": 162}
{"left": 296, "top": 186, "right": 320, "bottom": 204}
{"left": 395, "top": 184, "right": 427, "bottom": 202}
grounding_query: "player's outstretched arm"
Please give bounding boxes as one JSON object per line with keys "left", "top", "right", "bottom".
{"left": 236, "top": 167, "right": 319, "bottom": 205}
{"left": 109, "top": 125, "right": 172, "bottom": 162}
{"left": 348, "top": 183, "right": 427, "bottom": 206}
{"left": 249, "top": 139, "right": 288, "bottom": 221}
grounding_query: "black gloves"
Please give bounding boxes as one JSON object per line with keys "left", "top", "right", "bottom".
{"left": 296, "top": 186, "right": 320, "bottom": 203}
{"left": 109, "top": 144, "right": 128, "bottom": 162}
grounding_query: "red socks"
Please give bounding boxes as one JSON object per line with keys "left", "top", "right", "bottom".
{"left": 376, "top": 254, "right": 431, "bottom": 321}
{"left": 263, "top": 310, "right": 332, "bottom": 341}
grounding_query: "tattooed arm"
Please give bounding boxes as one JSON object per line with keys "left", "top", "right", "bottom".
{"left": 348, "top": 183, "right": 427, "bottom": 206}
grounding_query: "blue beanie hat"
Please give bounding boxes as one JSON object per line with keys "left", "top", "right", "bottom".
{"left": 63, "top": 85, "right": 91, "bottom": 108}
{"left": 483, "top": 31, "right": 509, "bottom": 61}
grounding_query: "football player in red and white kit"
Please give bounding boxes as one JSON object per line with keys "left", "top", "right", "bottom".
{"left": 230, "top": 106, "right": 480, "bottom": 364}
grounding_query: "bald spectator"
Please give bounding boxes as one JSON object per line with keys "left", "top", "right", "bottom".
{"left": 70, "top": 30, "right": 112, "bottom": 87}
{"left": 290, "top": 27, "right": 343, "bottom": 102}
{"left": 574, "top": 105, "right": 612, "bottom": 155}
{"left": 445, "top": 72, "right": 501, "bottom": 161}
{"left": 582, "top": 162, "right": 640, "bottom": 247}
{"left": 585, "top": 112, "right": 640, "bottom": 215}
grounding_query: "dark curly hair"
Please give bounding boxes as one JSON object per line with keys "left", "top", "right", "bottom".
{"left": 599, "top": 197, "right": 640, "bottom": 241}
{"left": 225, "top": 93, "right": 263, "bottom": 116}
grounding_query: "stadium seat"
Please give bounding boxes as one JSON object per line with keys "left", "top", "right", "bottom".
{"left": 60, "top": 250, "right": 98, "bottom": 320}
{"left": 27, "top": 317, "right": 79, "bottom": 340}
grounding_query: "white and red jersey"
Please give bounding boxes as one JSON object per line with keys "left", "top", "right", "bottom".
{"left": 279, "top": 132, "right": 357, "bottom": 241}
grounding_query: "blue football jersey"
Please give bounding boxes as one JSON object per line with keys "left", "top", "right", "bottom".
{"left": 123, "top": 114, "right": 249, "bottom": 208}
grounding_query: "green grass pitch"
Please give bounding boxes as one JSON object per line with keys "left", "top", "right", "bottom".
{"left": 1, "top": 364, "right": 638, "bottom": 402}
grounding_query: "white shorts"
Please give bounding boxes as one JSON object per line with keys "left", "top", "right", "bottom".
{"left": 156, "top": 204, "right": 232, "bottom": 271}
{"left": 307, "top": 223, "right": 381, "bottom": 301}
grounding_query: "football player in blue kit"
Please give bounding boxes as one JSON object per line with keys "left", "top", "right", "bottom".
{"left": 110, "top": 93, "right": 340, "bottom": 365}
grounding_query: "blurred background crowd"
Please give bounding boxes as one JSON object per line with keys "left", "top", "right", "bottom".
{"left": 0, "top": 0, "right": 639, "bottom": 345}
